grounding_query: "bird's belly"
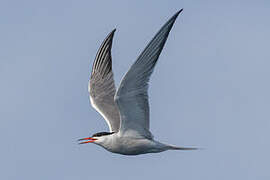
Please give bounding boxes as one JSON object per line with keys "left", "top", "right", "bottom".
{"left": 105, "top": 138, "right": 159, "bottom": 155}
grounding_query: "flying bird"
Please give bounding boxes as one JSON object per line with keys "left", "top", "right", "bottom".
{"left": 78, "top": 9, "right": 197, "bottom": 155}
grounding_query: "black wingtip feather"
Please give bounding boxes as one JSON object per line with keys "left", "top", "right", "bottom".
{"left": 108, "top": 28, "right": 116, "bottom": 38}
{"left": 92, "top": 29, "right": 116, "bottom": 77}
{"left": 168, "top": 9, "right": 183, "bottom": 26}
{"left": 174, "top": 9, "right": 183, "bottom": 18}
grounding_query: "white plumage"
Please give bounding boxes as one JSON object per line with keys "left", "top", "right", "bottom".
{"left": 78, "top": 9, "right": 198, "bottom": 155}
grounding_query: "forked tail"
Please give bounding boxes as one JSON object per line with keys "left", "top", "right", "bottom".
{"left": 167, "top": 145, "right": 199, "bottom": 150}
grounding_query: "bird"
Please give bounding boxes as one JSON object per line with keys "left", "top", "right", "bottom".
{"left": 78, "top": 9, "right": 198, "bottom": 155}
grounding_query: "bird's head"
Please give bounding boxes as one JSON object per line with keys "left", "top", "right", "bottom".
{"left": 78, "top": 132, "right": 115, "bottom": 145}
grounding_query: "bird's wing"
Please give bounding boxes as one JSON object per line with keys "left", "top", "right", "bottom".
{"left": 89, "top": 29, "right": 120, "bottom": 132}
{"left": 115, "top": 10, "right": 182, "bottom": 138}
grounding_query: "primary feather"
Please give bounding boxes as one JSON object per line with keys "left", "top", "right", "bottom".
{"left": 89, "top": 29, "right": 120, "bottom": 132}
{"left": 115, "top": 10, "right": 183, "bottom": 138}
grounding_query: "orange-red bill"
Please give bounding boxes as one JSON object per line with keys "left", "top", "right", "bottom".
{"left": 78, "top": 137, "right": 97, "bottom": 144}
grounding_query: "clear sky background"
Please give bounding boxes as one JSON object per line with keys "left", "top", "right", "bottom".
{"left": 1, "top": 0, "right": 270, "bottom": 179}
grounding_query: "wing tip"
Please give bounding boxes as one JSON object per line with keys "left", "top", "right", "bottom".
{"left": 170, "top": 9, "right": 183, "bottom": 23}
{"left": 91, "top": 29, "right": 116, "bottom": 77}
{"left": 109, "top": 28, "right": 116, "bottom": 38}
{"left": 175, "top": 9, "right": 183, "bottom": 17}
{"left": 102, "top": 29, "right": 116, "bottom": 44}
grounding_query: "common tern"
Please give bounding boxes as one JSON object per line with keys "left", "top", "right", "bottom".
{"left": 78, "top": 9, "right": 197, "bottom": 155}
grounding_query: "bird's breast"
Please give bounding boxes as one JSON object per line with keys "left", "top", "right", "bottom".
{"left": 102, "top": 136, "right": 161, "bottom": 155}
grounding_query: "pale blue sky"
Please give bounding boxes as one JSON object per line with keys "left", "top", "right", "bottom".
{"left": 1, "top": 0, "right": 270, "bottom": 179}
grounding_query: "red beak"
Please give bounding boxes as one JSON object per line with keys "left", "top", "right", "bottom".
{"left": 78, "top": 137, "right": 97, "bottom": 144}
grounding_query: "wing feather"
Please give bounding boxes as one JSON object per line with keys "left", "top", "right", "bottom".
{"left": 89, "top": 29, "right": 120, "bottom": 132}
{"left": 115, "top": 10, "right": 183, "bottom": 138}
